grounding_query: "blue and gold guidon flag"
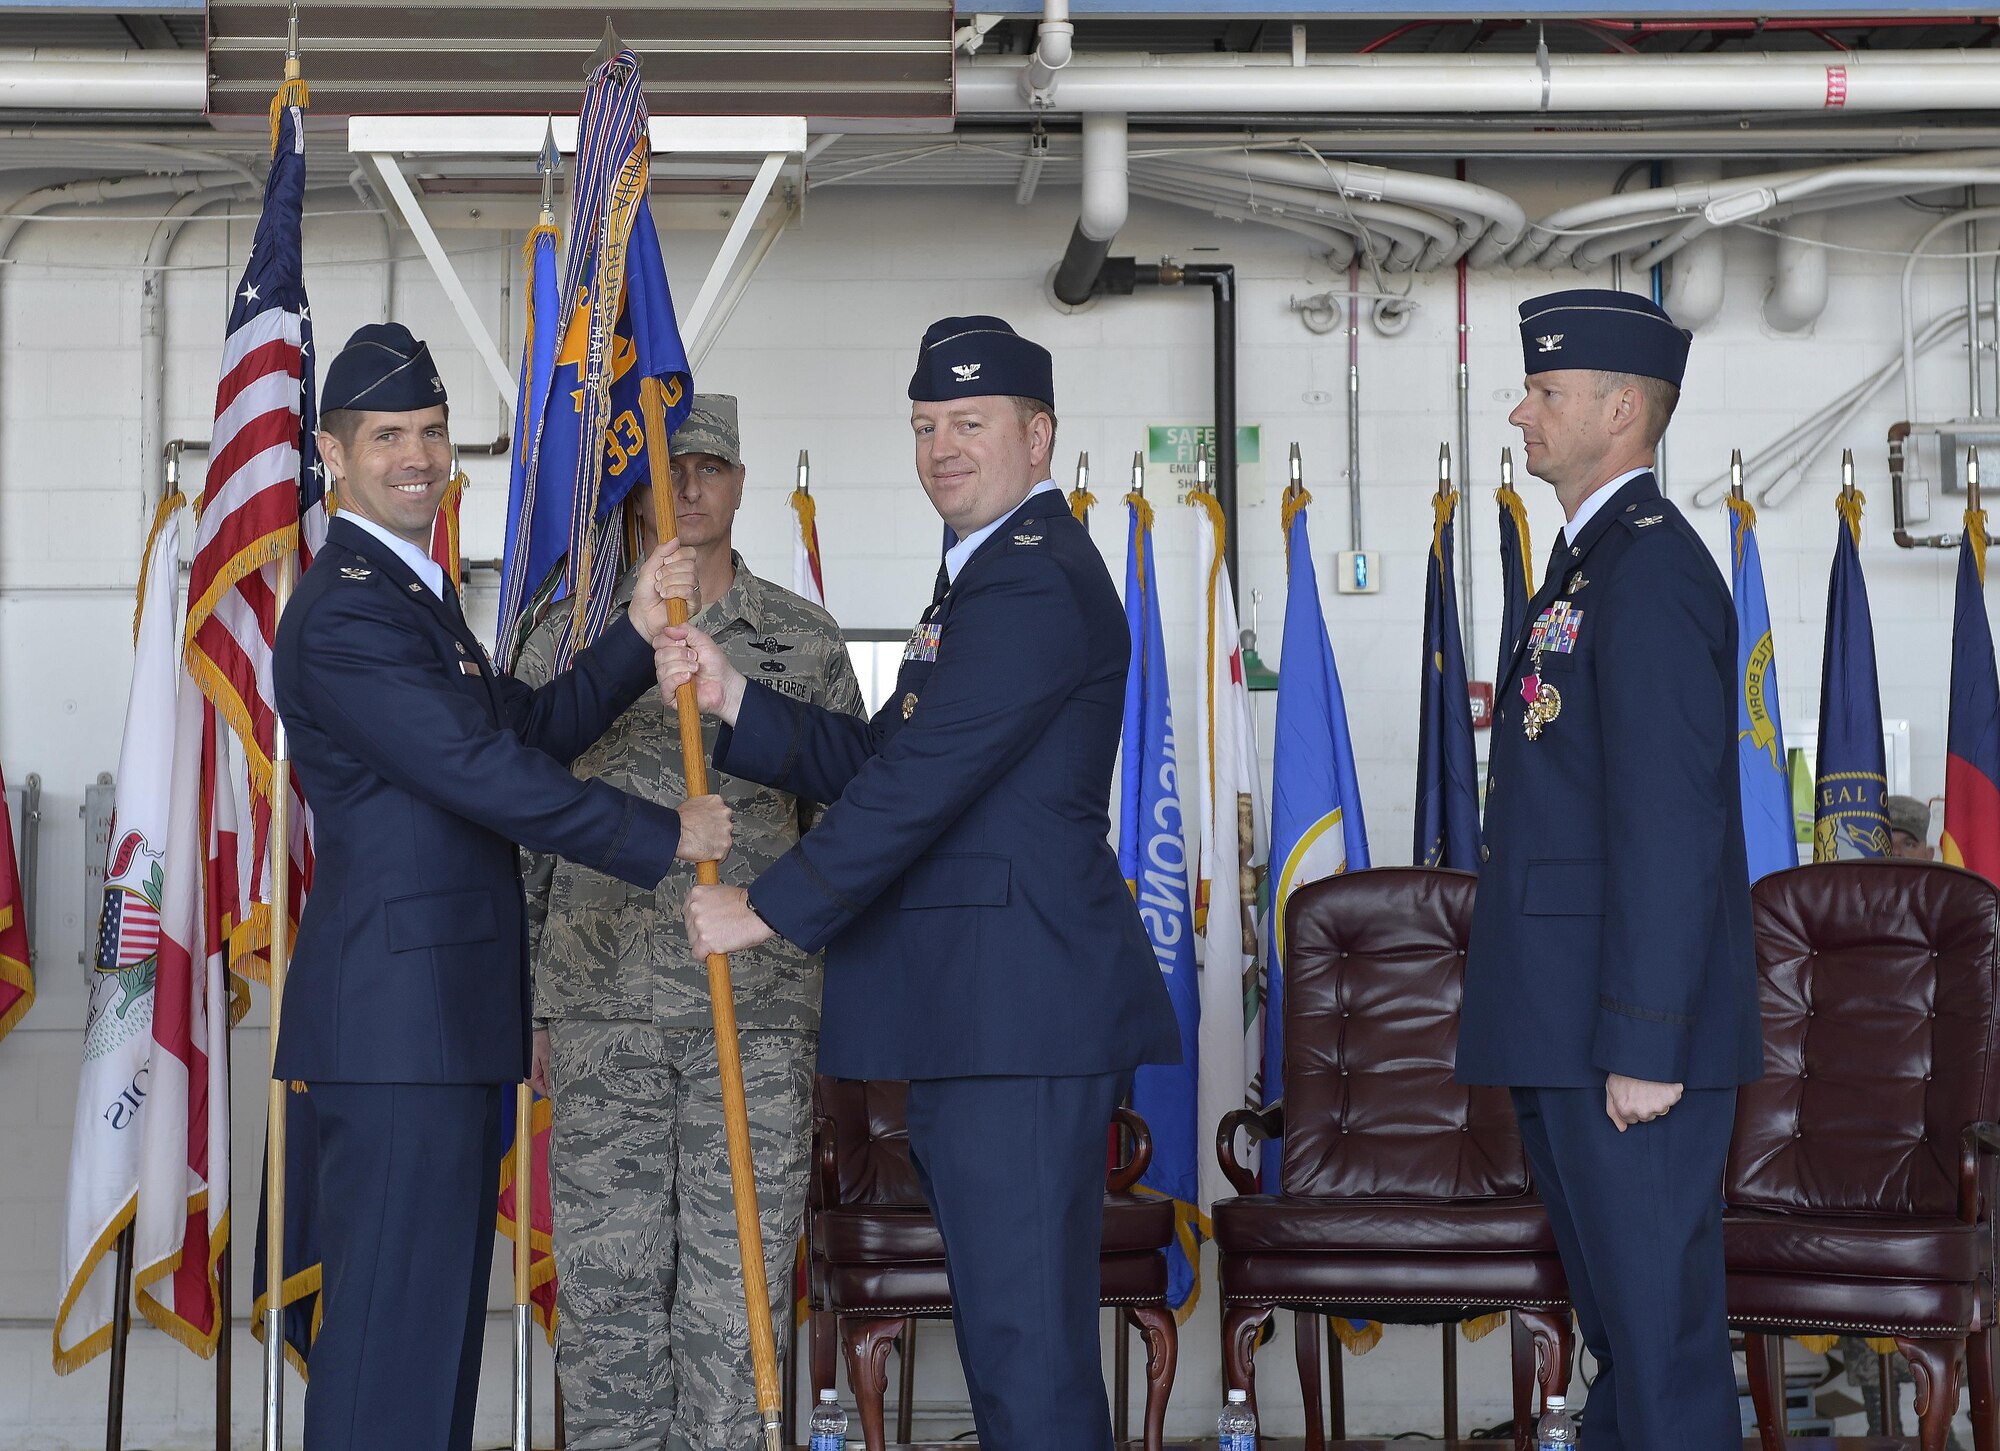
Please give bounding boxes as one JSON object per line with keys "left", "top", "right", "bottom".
{"left": 1727, "top": 497, "right": 1796, "bottom": 880}
{"left": 519, "top": 48, "right": 693, "bottom": 667}
{"left": 1495, "top": 471, "right": 1535, "bottom": 689}
{"left": 1119, "top": 491, "right": 1203, "bottom": 1317}
{"left": 1813, "top": 488, "right": 1888, "bottom": 860}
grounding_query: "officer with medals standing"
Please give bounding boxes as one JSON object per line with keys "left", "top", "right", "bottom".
{"left": 667, "top": 317, "right": 1182, "bottom": 1450}
{"left": 1456, "top": 291, "right": 1764, "bottom": 1449}
{"left": 272, "top": 324, "right": 731, "bottom": 1451}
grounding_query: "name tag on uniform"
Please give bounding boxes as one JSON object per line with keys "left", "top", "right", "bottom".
{"left": 904, "top": 622, "right": 940, "bottom": 663}
{"left": 1526, "top": 600, "right": 1583, "bottom": 656}
{"left": 459, "top": 661, "right": 481, "bottom": 676}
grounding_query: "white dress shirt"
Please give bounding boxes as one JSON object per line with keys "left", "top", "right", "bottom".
{"left": 1559, "top": 466, "right": 1651, "bottom": 550}
{"left": 944, "top": 479, "right": 1062, "bottom": 584}
{"left": 345, "top": 510, "right": 446, "bottom": 601}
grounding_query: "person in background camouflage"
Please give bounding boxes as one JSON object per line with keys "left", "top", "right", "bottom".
{"left": 518, "top": 395, "right": 863, "bottom": 1451}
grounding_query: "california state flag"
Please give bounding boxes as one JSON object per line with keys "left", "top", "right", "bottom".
{"left": 1189, "top": 489, "right": 1269, "bottom": 1213}
{"left": 132, "top": 683, "right": 236, "bottom": 1356}
{"left": 55, "top": 500, "right": 183, "bottom": 1372}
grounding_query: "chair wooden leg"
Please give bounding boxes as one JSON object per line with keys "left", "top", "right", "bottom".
{"left": 840, "top": 1316, "right": 904, "bottom": 1451}
{"left": 1325, "top": 1316, "right": 1347, "bottom": 1440}
{"left": 1745, "top": 1332, "right": 1787, "bottom": 1451}
{"left": 1509, "top": 1314, "right": 1535, "bottom": 1451}
{"left": 810, "top": 1309, "right": 837, "bottom": 1396}
{"left": 1127, "top": 1304, "right": 1177, "bottom": 1451}
{"left": 1295, "top": 1311, "right": 1324, "bottom": 1451}
{"left": 894, "top": 1318, "right": 917, "bottom": 1446}
{"left": 1223, "top": 1304, "right": 1275, "bottom": 1424}
{"left": 1970, "top": 1326, "right": 1997, "bottom": 1451}
{"left": 1511, "top": 1305, "right": 1572, "bottom": 1447}
{"left": 1898, "top": 1336, "right": 1966, "bottom": 1451}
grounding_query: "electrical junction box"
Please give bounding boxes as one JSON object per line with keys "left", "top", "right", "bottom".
{"left": 1333, "top": 550, "right": 1381, "bottom": 594}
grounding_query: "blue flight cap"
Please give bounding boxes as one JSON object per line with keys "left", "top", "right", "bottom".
{"left": 322, "top": 322, "right": 449, "bottom": 413}
{"left": 908, "top": 315, "right": 1054, "bottom": 405}
{"left": 1518, "top": 289, "right": 1692, "bottom": 388}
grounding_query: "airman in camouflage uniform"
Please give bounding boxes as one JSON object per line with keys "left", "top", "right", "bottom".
{"left": 519, "top": 395, "right": 862, "bottom": 1451}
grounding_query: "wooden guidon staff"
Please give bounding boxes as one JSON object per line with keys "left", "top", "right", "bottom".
{"left": 638, "top": 375, "right": 784, "bottom": 1451}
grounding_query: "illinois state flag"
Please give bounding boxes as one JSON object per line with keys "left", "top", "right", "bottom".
{"left": 1119, "top": 491, "right": 1202, "bottom": 1314}
{"left": 1814, "top": 489, "right": 1889, "bottom": 860}
{"left": 1728, "top": 497, "right": 1797, "bottom": 881}
{"left": 1189, "top": 488, "right": 1268, "bottom": 1214}
{"left": 55, "top": 499, "right": 183, "bottom": 1372}
{"left": 1944, "top": 503, "right": 2000, "bottom": 881}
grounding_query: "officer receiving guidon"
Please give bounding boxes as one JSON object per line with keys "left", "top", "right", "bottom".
{"left": 1457, "top": 289, "right": 1764, "bottom": 1451}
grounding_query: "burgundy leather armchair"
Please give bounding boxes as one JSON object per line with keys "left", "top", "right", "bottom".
{"left": 1211, "top": 868, "right": 1573, "bottom": 1451}
{"left": 1727, "top": 860, "right": 2000, "bottom": 1451}
{"left": 805, "top": 1077, "right": 1178, "bottom": 1450}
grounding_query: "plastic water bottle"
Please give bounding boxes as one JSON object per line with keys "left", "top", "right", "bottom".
{"left": 1218, "top": 1389, "right": 1257, "bottom": 1451}
{"left": 809, "top": 1389, "right": 847, "bottom": 1451}
{"left": 1536, "top": 1393, "right": 1579, "bottom": 1449}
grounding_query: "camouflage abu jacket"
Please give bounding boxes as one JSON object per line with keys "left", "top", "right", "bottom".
{"left": 518, "top": 554, "right": 863, "bottom": 1030}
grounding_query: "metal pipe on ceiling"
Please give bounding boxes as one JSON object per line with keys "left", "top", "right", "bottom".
{"left": 0, "top": 49, "right": 206, "bottom": 112}
{"left": 960, "top": 50, "right": 2000, "bottom": 118}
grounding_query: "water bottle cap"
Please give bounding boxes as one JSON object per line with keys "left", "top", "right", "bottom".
{"left": 1226, "top": 1390, "right": 1249, "bottom": 1403}
{"left": 1546, "top": 1395, "right": 1566, "bottom": 1409}
{"left": 819, "top": 1390, "right": 839, "bottom": 1403}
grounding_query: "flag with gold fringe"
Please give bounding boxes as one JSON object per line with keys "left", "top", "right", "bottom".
{"left": 498, "top": 1083, "right": 559, "bottom": 1342}
{"left": 1944, "top": 495, "right": 2000, "bottom": 881}
{"left": 1414, "top": 480, "right": 1479, "bottom": 871}
{"left": 1120, "top": 488, "right": 1203, "bottom": 1318}
{"left": 1494, "top": 473, "right": 1534, "bottom": 691}
{"left": 791, "top": 483, "right": 826, "bottom": 608}
{"left": 526, "top": 46, "right": 693, "bottom": 668}
{"left": 54, "top": 498, "right": 184, "bottom": 1373}
{"left": 1813, "top": 485, "right": 1889, "bottom": 861}
{"left": 0, "top": 764, "right": 31, "bottom": 1043}
{"left": 185, "top": 68, "right": 318, "bottom": 983}
{"left": 1727, "top": 496, "right": 1797, "bottom": 881}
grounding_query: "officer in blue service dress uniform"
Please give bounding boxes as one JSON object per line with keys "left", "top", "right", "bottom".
{"left": 670, "top": 317, "right": 1180, "bottom": 1451}
{"left": 273, "top": 323, "right": 732, "bottom": 1451}
{"left": 1457, "top": 291, "right": 1763, "bottom": 1450}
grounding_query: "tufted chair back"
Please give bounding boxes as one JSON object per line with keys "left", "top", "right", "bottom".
{"left": 1279, "top": 867, "right": 1530, "bottom": 1201}
{"left": 1726, "top": 861, "right": 2000, "bottom": 1216}
{"left": 813, "top": 1077, "right": 926, "bottom": 1208}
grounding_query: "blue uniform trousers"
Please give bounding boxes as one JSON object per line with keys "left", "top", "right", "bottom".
{"left": 1510, "top": 1086, "right": 1740, "bottom": 1451}
{"left": 904, "top": 1072, "right": 1127, "bottom": 1451}
{"left": 303, "top": 1082, "right": 502, "bottom": 1451}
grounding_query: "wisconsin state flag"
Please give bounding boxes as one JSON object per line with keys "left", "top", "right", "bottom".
{"left": 1944, "top": 503, "right": 2000, "bottom": 882}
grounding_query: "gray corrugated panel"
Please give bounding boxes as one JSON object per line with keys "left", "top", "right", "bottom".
{"left": 206, "top": 1, "right": 954, "bottom": 120}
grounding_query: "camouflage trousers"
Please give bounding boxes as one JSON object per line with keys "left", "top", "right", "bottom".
{"left": 547, "top": 1020, "right": 814, "bottom": 1451}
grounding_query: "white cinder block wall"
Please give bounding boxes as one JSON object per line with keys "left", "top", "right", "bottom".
{"left": 0, "top": 170, "right": 1989, "bottom": 1446}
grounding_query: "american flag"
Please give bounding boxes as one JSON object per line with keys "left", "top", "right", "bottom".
{"left": 184, "top": 88, "right": 319, "bottom": 976}
{"left": 96, "top": 887, "right": 162, "bottom": 971}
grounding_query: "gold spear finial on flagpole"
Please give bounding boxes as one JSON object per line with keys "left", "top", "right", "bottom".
{"left": 1131, "top": 449, "right": 1145, "bottom": 497}
{"left": 1841, "top": 447, "right": 1857, "bottom": 501}
{"left": 797, "top": 449, "right": 810, "bottom": 495}
{"left": 1730, "top": 448, "right": 1745, "bottom": 503}
{"left": 1437, "top": 442, "right": 1452, "bottom": 501}
{"left": 1500, "top": 446, "right": 1513, "bottom": 490}
{"left": 1076, "top": 451, "right": 1090, "bottom": 491}
{"left": 1289, "top": 440, "right": 1303, "bottom": 496}
{"left": 1195, "top": 439, "right": 1210, "bottom": 494}
{"left": 537, "top": 118, "right": 560, "bottom": 226}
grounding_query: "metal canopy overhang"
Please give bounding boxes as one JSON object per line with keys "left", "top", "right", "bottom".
{"left": 350, "top": 114, "right": 809, "bottom": 408}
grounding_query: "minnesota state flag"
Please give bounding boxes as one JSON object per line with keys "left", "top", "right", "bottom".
{"left": 1813, "top": 485, "right": 1889, "bottom": 861}
{"left": 1944, "top": 498, "right": 2000, "bottom": 882}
